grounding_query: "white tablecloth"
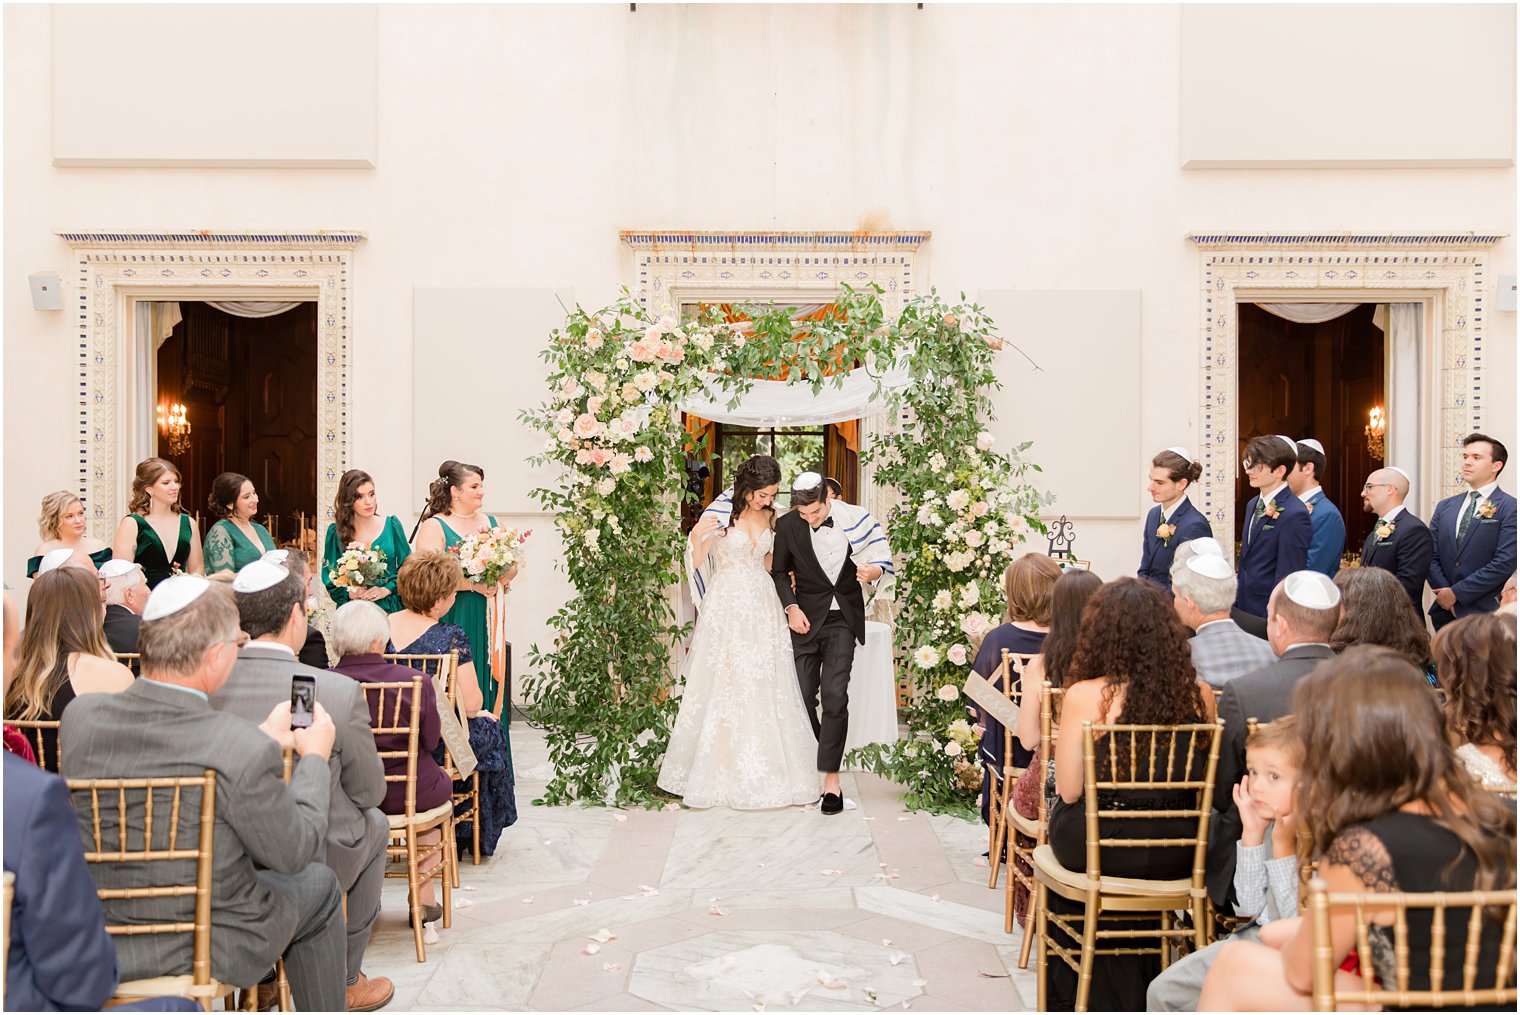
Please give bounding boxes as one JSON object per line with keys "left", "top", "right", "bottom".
{"left": 844, "top": 620, "right": 899, "bottom": 758}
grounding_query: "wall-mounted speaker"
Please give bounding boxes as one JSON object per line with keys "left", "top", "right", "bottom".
{"left": 29, "top": 272, "right": 62, "bottom": 311}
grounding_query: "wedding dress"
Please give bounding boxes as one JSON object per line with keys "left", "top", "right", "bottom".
{"left": 658, "top": 525, "right": 822, "bottom": 809}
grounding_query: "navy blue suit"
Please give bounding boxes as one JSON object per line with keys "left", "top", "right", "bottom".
{"left": 1361, "top": 508, "right": 1434, "bottom": 616}
{"left": 1302, "top": 489, "right": 1346, "bottom": 578}
{"left": 1426, "top": 485, "right": 1517, "bottom": 629}
{"left": 2, "top": 752, "right": 196, "bottom": 1012}
{"left": 1235, "top": 487, "right": 1312, "bottom": 618}
{"left": 1137, "top": 498, "right": 1214, "bottom": 592}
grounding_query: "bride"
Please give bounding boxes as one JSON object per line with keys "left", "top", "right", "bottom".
{"left": 658, "top": 454, "right": 822, "bottom": 809}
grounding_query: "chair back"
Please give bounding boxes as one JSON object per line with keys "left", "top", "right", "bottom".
{"left": 1308, "top": 877, "right": 1518, "bottom": 1011}
{"left": 114, "top": 653, "right": 143, "bottom": 677}
{"left": 6, "top": 718, "right": 61, "bottom": 771}
{"left": 66, "top": 770, "right": 218, "bottom": 989}
{"left": 997, "top": 650, "right": 1039, "bottom": 771}
{"left": 360, "top": 678, "right": 423, "bottom": 817}
{"left": 1036, "top": 682, "right": 1064, "bottom": 830}
{"left": 383, "top": 651, "right": 465, "bottom": 773}
{"left": 1079, "top": 719, "right": 1223, "bottom": 886}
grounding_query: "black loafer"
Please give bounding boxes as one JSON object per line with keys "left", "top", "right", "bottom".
{"left": 820, "top": 792, "right": 844, "bottom": 815}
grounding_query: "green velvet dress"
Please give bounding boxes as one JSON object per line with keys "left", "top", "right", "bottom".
{"left": 203, "top": 518, "right": 276, "bottom": 575}
{"left": 437, "top": 515, "right": 501, "bottom": 713}
{"left": 25, "top": 546, "right": 113, "bottom": 578}
{"left": 130, "top": 514, "right": 192, "bottom": 589}
{"left": 321, "top": 516, "right": 412, "bottom": 614}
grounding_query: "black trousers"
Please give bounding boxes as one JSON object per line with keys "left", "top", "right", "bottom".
{"left": 793, "top": 611, "right": 856, "bottom": 773}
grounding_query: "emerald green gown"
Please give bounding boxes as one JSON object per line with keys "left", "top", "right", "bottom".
{"left": 321, "top": 516, "right": 412, "bottom": 614}
{"left": 437, "top": 515, "right": 502, "bottom": 714}
{"left": 129, "top": 514, "right": 192, "bottom": 589}
{"left": 203, "top": 518, "right": 276, "bottom": 575}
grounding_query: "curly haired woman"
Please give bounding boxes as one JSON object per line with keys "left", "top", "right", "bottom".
{"left": 1434, "top": 612, "right": 1516, "bottom": 789}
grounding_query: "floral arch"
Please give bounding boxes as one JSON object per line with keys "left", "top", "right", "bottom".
{"left": 523, "top": 285, "right": 1048, "bottom": 815}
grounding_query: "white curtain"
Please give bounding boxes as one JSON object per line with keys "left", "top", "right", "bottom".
{"left": 204, "top": 300, "right": 303, "bottom": 318}
{"left": 1385, "top": 303, "right": 1423, "bottom": 507}
{"left": 149, "top": 302, "right": 183, "bottom": 351}
{"left": 1254, "top": 303, "right": 1361, "bottom": 324}
{"left": 678, "top": 360, "right": 911, "bottom": 427}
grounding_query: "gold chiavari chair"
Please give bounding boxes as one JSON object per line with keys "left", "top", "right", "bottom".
{"left": 987, "top": 650, "right": 1037, "bottom": 891}
{"left": 6, "top": 718, "right": 61, "bottom": 772}
{"left": 384, "top": 652, "right": 476, "bottom": 881}
{"left": 1013, "top": 681, "right": 1063, "bottom": 965}
{"left": 361, "top": 678, "right": 453, "bottom": 962}
{"left": 1034, "top": 719, "right": 1224, "bottom": 1012}
{"left": 1308, "top": 877, "right": 1518, "bottom": 1011}
{"left": 113, "top": 653, "right": 143, "bottom": 677}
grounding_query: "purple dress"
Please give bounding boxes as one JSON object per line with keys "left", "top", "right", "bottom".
{"left": 331, "top": 653, "right": 451, "bottom": 814}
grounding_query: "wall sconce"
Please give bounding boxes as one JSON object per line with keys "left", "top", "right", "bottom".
{"left": 1365, "top": 406, "right": 1386, "bottom": 461}
{"left": 157, "top": 401, "right": 192, "bottom": 457}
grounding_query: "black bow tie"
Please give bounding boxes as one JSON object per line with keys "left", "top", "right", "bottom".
{"left": 811, "top": 518, "right": 834, "bottom": 530}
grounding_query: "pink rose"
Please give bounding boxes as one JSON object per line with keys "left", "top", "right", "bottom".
{"left": 573, "top": 413, "right": 601, "bottom": 439}
{"left": 664, "top": 344, "right": 685, "bottom": 363}
{"left": 590, "top": 448, "right": 611, "bottom": 467}
{"left": 575, "top": 449, "right": 593, "bottom": 466}
{"left": 947, "top": 644, "right": 968, "bottom": 666}
{"left": 644, "top": 326, "right": 662, "bottom": 344}
{"left": 944, "top": 741, "right": 963, "bottom": 757}
{"left": 588, "top": 396, "right": 605, "bottom": 414}
{"left": 629, "top": 341, "right": 655, "bottom": 363}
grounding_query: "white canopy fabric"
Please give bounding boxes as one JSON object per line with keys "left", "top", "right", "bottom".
{"left": 204, "top": 301, "right": 305, "bottom": 318}
{"left": 1254, "top": 303, "right": 1360, "bottom": 324}
{"left": 678, "top": 360, "right": 910, "bottom": 427}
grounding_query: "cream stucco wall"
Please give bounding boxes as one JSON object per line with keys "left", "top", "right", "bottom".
{"left": 5, "top": 3, "right": 1515, "bottom": 697}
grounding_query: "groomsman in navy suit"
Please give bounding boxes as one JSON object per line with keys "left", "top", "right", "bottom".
{"left": 1137, "top": 447, "right": 1214, "bottom": 593}
{"left": 1358, "top": 466, "right": 1433, "bottom": 615}
{"left": 1235, "top": 435, "right": 1312, "bottom": 618}
{"left": 1289, "top": 438, "right": 1346, "bottom": 577}
{"left": 1427, "top": 433, "right": 1517, "bottom": 629}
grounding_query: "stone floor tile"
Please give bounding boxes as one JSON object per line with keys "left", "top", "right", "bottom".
{"left": 910, "top": 937, "right": 1025, "bottom": 1010}
{"left": 566, "top": 991, "right": 674, "bottom": 1011}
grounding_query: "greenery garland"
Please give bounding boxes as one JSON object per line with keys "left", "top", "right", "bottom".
{"left": 523, "top": 286, "right": 1046, "bottom": 812}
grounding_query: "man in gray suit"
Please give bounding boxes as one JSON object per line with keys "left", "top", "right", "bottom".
{"left": 1171, "top": 553, "right": 1276, "bottom": 687}
{"left": 60, "top": 577, "right": 347, "bottom": 1011}
{"left": 213, "top": 560, "right": 392, "bottom": 1012}
{"left": 1205, "top": 571, "right": 1341, "bottom": 907}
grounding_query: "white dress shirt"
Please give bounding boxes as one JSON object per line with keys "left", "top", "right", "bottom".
{"left": 1380, "top": 503, "right": 1407, "bottom": 525}
{"left": 1453, "top": 481, "right": 1500, "bottom": 537}
{"left": 1296, "top": 485, "right": 1322, "bottom": 505}
{"left": 809, "top": 513, "right": 849, "bottom": 611}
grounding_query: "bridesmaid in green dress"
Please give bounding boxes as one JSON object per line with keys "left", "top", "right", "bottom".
{"left": 322, "top": 469, "right": 412, "bottom": 614}
{"left": 203, "top": 472, "right": 277, "bottom": 575}
{"left": 411, "top": 460, "right": 520, "bottom": 714}
{"left": 110, "top": 457, "right": 202, "bottom": 589}
{"left": 26, "top": 491, "right": 113, "bottom": 577}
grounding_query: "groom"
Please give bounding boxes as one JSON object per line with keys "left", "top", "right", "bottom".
{"left": 771, "top": 472, "right": 893, "bottom": 814}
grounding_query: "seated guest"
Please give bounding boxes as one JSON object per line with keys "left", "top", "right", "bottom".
{"left": 1235, "top": 435, "right": 1312, "bottom": 620}
{"left": 1171, "top": 552, "right": 1275, "bottom": 687}
{"left": 972, "top": 553, "right": 1061, "bottom": 823}
{"left": 1208, "top": 571, "right": 1340, "bottom": 909}
{"left": 202, "top": 473, "right": 276, "bottom": 575}
{"left": 1006, "top": 567, "right": 1102, "bottom": 926}
{"left": 1358, "top": 466, "right": 1433, "bottom": 614}
{"left": 27, "top": 490, "right": 113, "bottom": 577}
{"left": 1427, "top": 432, "right": 1515, "bottom": 630}
{"left": 1434, "top": 612, "right": 1517, "bottom": 789}
{"left": 1138, "top": 448, "right": 1212, "bottom": 593}
{"left": 101, "top": 559, "right": 149, "bottom": 653}
{"left": 3, "top": 592, "right": 36, "bottom": 763}
{"left": 37, "top": 546, "right": 108, "bottom": 605}
{"left": 263, "top": 549, "right": 332, "bottom": 670}
{"left": 1045, "top": 578, "right": 1217, "bottom": 1011}
{"left": 60, "top": 576, "right": 347, "bottom": 1010}
{"left": 1288, "top": 438, "right": 1346, "bottom": 578}
{"left": 3, "top": 567, "right": 133, "bottom": 771}
{"left": 331, "top": 600, "right": 450, "bottom": 923}
{"left": 1147, "top": 717, "right": 1303, "bottom": 1011}
{"left": 1330, "top": 566, "right": 1434, "bottom": 683}
{"left": 1198, "top": 649, "right": 1518, "bottom": 1011}
{"left": 389, "top": 551, "right": 516, "bottom": 852}
{"left": 211, "top": 560, "right": 392, "bottom": 1012}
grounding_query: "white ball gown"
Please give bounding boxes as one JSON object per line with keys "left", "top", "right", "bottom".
{"left": 658, "top": 525, "right": 822, "bottom": 809}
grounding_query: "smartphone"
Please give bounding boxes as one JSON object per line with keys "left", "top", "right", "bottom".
{"left": 290, "top": 674, "right": 317, "bottom": 729}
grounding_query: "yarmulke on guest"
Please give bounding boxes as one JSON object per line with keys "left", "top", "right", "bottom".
{"left": 1165, "top": 446, "right": 1193, "bottom": 461}
{"left": 36, "top": 548, "right": 76, "bottom": 574}
{"left": 98, "top": 559, "right": 138, "bottom": 580}
{"left": 232, "top": 559, "right": 289, "bottom": 594}
{"left": 1187, "top": 537, "right": 1226, "bottom": 558}
{"left": 1275, "top": 435, "right": 1299, "bottom": 456}
{"left": 142, "top": 574, "right": 211, "bottom": 621}
{"left": 1282, "top": 570, "right": 1341, "bottom": 610}
{"left": 1186, "top": 555, "right": 1235, "bottom": 580}
{"left": 791, "top": 471, "right": 824, "bottom": 491}
{"left": 261, "top": 548, "right": 291, "bottom": 566}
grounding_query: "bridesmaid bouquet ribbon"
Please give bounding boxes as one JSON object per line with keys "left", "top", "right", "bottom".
{"left": 450, "top": 527, "right": 532, "bottom": 707}
{"left": 331, "top": 542, "right": 389, "bottom": 588}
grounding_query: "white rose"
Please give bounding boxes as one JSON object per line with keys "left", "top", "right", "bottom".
{"left": 959, "top": 582, "right": 979, "bottom": 607}
{"left": 929, "top": 512, "right": 944, "bottom": 528}
{"left": 971, "top": 500, "right": 989, "bottom": 517}
{"left": 964, "top": 529, "right": 985, "bottom": 548}
{"left": 595, "top": 477, "right": 616, "bottom": 496}
{"left": 947, "top": 490, "right": 971, "bottom": 511}
{"left": 935, "top": 683, "right": 959, "bottom": 702}
{"left": 586, "top": 370, "right": 608, "bottom": 392}
{"left": 932, "top": 589, "right": 953, "bottom": 611}
{"left": 914, "top": 646, "right": 941, "bottom": 669}
{"left": 917, "top": 504, "right": 936, "bottom": 526}
{"left": 944, "top": 740, "right": 963, "bottom": 758}
{"left": 976, "top": 431, "right": 995, "bottom": 451}
{"left": 543, "top": 437, "right": 557, "bottom": 453}
{"left": 466, "top": 558, "right": 487, "bottom": 576}
{"left": 928, "top": 452, "right": 947, "bottom": 471}
{"left": 947, "top": 644, "right": 968, "bottom": 666}
{"left": 961, "top": 613, "right": 991, "bottom": 638}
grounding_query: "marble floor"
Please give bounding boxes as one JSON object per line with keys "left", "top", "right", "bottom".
{"left": 368, "top": 724, "right": 1039, "bottom": 1012}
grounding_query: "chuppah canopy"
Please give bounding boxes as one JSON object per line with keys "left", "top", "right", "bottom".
{"left": 677, "top": 360, "right": 911, "bottom": 427}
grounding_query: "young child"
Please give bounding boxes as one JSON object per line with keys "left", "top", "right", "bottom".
{"left": 1145, "top": 717, "right": 1303, "bottom": 1011}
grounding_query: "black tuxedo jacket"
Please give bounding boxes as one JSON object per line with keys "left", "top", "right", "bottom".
{"left": 1361, "top": 509, "right": 1434, "bottom": 616}
{"left": 102, "top": 604, "right": 141, "bottom": 655}
{"left": 771, "top": 511, "right": 866, "bottom": 645}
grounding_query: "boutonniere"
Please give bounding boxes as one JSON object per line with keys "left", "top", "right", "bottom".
{"left": 1156, "top": 522, "right": 1177, "bottom": 546}
{"left": 1375, "top": 520, "right": 1395, "bottom": 542}
{"left": 1262, "top": 498, "right": 1281, "bottom": 520}
{"left": 1476, "top": 499, "right": 1498, "bottom": 519}
{"left": 1305, "top": 500, "right": 1315, "bottom": 515}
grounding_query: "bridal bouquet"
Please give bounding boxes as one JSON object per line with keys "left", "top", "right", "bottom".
{"left": 451, "top": 526, "right": 532, "bottom": 588}
{"left": 331, "top": 542, "right": 388, "bottom": 588}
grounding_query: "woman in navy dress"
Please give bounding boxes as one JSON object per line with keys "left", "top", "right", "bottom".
{"left": 1137, "top": 447, "right": 1213, "bottom": 593}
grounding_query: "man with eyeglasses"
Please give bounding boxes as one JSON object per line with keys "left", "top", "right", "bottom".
{"left": 1234, "top": 435, "right": 1312, "bottom": 619}
{"left": 1358, "top": 467, "right": 1432, "bottom": 615}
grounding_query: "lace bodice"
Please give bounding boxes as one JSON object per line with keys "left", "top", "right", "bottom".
{"left": 710, "top": 526, "right": 773, "bottom": 572}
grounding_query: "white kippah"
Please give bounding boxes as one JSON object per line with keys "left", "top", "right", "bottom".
{"left": 233, "top": 559, "right": 289, "bottom": 594}
{"left": 1283, "top": 570, "right": 1341, "bottom": 610}
{"left": 37, "top": 548, "right": 76, "bottom": 574}
{"left": 98, "top": 559, "right": 140, "bottom": 580}
{"left": 792, "top": 472, "right": 823, "bottom": 491}
{"left": 1187, "top": 537, "right": 1226, "bottom": 558}
{"left": 1298, "top": 438, "right": 1326, "bottom": 455}
{"left": 261, "top": 549, "right": 291, "bottom": 566}
{"left": 1389, "top": 466, "right": 1412, "bottom": 482}
{"left": 1186, "top": 555, "right": 1234, "bottom": 580}
{"left": 1276, "top": 435, "right": 1299, "bottom": 457}
{"left": 143, "top": 574, "right": 211, "bottom": 621}
{"left": 1165, "top": 446, "right": 1193, "bottom": 461}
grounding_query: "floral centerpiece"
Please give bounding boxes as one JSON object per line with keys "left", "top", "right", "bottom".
{"left": 450, "top": 527, "right": 532, "bottom": 588}
{"left": 330, "top": 542, "right": 389, "bottom": 589}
